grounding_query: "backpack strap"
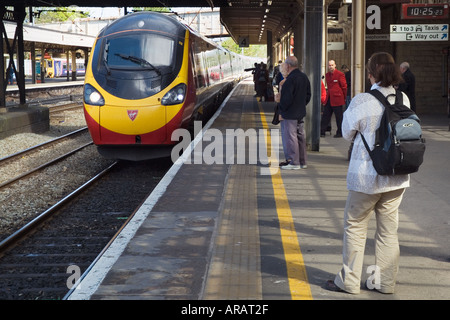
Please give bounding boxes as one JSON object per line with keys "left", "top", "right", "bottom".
{"left": 359, "top": 131, "right": 372, "bottom": 154}
{"left": 369, "top": 89, "right": 388, "bottom": 106}
{"left": 360, "top": 89, "right": 397, "bottom": 155}
{"left": 394, "top": 89, "right": 403, "bottom": 105}
{"left": 369, "top": 89, "right": 403, "bottom": 108}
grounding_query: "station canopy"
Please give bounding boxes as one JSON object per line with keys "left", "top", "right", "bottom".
{"left": 8, "top": 0, "right": 341, "bottom": 45}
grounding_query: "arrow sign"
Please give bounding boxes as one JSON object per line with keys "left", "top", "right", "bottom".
{"left": 390, "top": 24, "right": 449, "bottom": 41}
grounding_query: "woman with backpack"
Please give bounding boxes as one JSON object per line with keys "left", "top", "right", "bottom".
{"left": 326, "top": 52, "right": 411, "bottom": 295}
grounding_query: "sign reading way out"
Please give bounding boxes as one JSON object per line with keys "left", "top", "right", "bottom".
{"left": 390, "top": 24, "right": 449, "bottom": 41}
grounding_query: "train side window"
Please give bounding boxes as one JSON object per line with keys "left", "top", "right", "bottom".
{"left": 192, "top": 39, "right": 207, "bottom": 88}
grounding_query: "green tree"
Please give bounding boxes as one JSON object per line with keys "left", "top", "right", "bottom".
{"left": 31, "top": 7, "right": 89, "bottom": 23}
{"left": 220, "top": 37, "right": 265, "bottom": 58}
{"left": 132, "top": 7, "right": 172, "bottom": 13}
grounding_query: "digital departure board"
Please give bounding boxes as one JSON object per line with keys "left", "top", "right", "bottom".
{"left": 402, "top": 4, "right": 449, "bottom": 20}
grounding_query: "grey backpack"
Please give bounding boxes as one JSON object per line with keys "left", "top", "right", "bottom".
{"left": 360, "top": 89, "right": 425, "bottom": 175}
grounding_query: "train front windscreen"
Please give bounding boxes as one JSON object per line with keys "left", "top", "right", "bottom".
{"left": 91, "top": 28, "right": 185, "bottom": 100}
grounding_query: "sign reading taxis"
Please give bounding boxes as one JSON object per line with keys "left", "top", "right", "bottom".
{"left": 390, "top": 24, "right": 449, "bottom": 41}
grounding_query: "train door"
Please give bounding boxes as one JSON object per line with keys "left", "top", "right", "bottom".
{"left": 54, "top": 60, "right": 63, "bottom": 77}
{"left": 45, "top": 59, "right": 54, "bottom": 78}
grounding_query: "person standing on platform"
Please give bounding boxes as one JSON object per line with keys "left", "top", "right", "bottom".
{"left": 342, "top": 64, "right": 351, "bottom": 108}
{"left": 275, "top": 62, "right": 288, "bottom": 164}
{"left": 398, "top": 62, "right": 416, "bottom": 112}
{"left": 320, "top": 60, "right": 347, "bottom": 138}
{"left": 250, "top": 62, "right": 259, "bottom": 97}
{"left": 273, "top": 60, "right": 284, "bottom": 92}
{"left": 256, "top": 63, "right": 268, "bottom": 101}
{"left": 321, "top": 80, "right": 327, "bottom": 106}
{"left": 278, "top": 56, "right": 311, "bottom": 170}
{"left": 326, "top": 52, "right": 410, "bottom": 295}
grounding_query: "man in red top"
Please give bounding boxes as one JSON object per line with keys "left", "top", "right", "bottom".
{"left": 321, "top": 60, "right": 347, "bottom": 137}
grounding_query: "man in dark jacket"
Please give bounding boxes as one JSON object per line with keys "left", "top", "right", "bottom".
{"left": 398, "top": 62, "right": 416, "bottom": 112}
{"left": 279, "top": 56, "right": 311, "bottom": 170}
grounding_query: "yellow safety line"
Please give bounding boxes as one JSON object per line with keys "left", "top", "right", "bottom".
{"left": 257, "top": 100, "right": 313, "bottom": 300}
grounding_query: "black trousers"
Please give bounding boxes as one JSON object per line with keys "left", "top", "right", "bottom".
{"left": 321, "top": 102, "right": 344, "bottom": 135}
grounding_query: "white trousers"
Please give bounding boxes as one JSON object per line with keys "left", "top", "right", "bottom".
{"left": 334, "top": 188, "right": 405, "bottom": 294}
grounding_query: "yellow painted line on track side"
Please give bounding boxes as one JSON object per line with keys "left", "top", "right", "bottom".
{"left": 257, "top": 100, "right": 313, "bottom": 300}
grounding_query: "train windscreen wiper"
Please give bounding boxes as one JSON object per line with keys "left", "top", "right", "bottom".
{"left": 103, "top": 42, "right": 111, "bottom": 75}
{"left": 103, "top": 58, "right": 111, "bottom": 75}
{"left": 114, "top": 53, "right": 162, "bottom": 76}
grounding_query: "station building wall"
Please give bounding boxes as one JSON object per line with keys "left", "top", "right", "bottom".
{"left": 327, "top": 3, "right": 448, "bottom": 115}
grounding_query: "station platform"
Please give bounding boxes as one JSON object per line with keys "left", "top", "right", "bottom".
{"left": 1, "top": 79, "right": 83, "bottom": 139}
{"left": 0, "top": 105, "right": 49, "bottom": 139}
{"left": 66, "top": 79, "right": 450, "bottom": 301}
{"left": 5, "top": 78, "right": 84, "bottom": 94}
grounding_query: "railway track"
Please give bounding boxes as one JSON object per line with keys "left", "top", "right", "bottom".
{"left": 0, "top": 162, "right": 118, "bottom": 255}
{"left": 48, "top": 101, "right": 84, "bottom": 122}
{"left": 0, "top": 128, "right": 105, "bottom": 238}
{"left": 0, "top": 137, "right": 172, "bottom": 299}
{"left": 0, "top": 127, "right": 91, "bottom": 189}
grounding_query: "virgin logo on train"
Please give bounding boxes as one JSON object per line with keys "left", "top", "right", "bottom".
{"left": 127, "top": 110, "right": 138, "bottom": 121}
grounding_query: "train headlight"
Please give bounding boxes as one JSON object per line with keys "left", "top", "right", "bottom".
{"left": 161, "top": 83, "right": 186, "bottom": 106}
{"left": 84, "top": 84, "right": 105, "bottom": 106}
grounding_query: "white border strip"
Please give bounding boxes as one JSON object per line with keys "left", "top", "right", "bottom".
{"left": 66, "top": 83, "right": 240, "bottom": 300}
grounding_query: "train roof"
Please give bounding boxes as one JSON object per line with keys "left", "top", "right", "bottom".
{"left": 97, "top": 12, "right": 233, "bottom": 57}
{"left": 97, "top": 12, "right": 186, "bottom": 39}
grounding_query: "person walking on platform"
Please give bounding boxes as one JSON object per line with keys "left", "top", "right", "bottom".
{"left": 326, "top": 52, "right": 411, "bottom": 294}
{"left": 320, "top": 60, "right": 347, "bottom": 138}
{"left": 278, "top": 56, "right": 311, "bottom": 170}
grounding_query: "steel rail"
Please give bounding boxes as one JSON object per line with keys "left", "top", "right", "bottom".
{"left": 0, "top": 141, "right": 93, "bottom": 189}
{"left": 0, "top": 127, "right": 88, "bottom": 164}
{"left": 0, "top": 161, "right": 119, "bottom": 255}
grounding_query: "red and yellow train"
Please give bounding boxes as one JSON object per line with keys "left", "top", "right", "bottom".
{"left": 83, "top": 12, "right": 257, "bottom": 160}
